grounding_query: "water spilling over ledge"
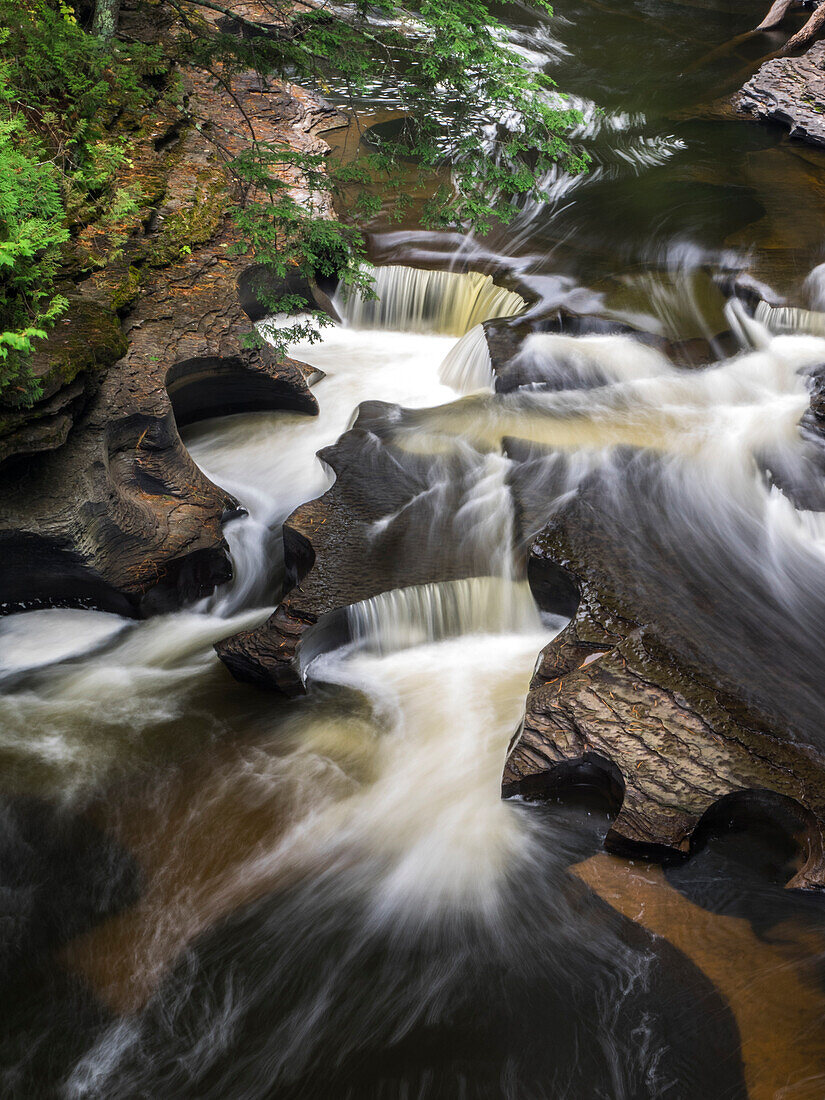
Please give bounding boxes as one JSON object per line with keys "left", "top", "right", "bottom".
{"left": 438, "top": 324, "right": 495, "bottom": 394}
{"left": 347, "top": 577, "right": 543, "bottom": 655}
{"left": 335, "top": 264, "right": 526, "bottom": 336}
{"left": 7, "top": 0, "right": 825, "bottom": 1093}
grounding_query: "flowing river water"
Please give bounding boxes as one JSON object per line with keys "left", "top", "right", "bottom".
{"left": 4, "top": 1, "right": 825, "bottom": 1098}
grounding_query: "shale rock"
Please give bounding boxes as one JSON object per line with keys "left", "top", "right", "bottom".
{"left": 0, "top": 298, "right": 126, "bottom": 467}
{"left": 735, "top": 41, "right": 825, "bottom": 146}
{"left": 217, "top": 403, "right": 507, "bottom": 692}
{"left": 504, "top": 459, "right": 825, "bottom": 889}
{"left": 0, "top": 43, "right": 341, "bottom": 615}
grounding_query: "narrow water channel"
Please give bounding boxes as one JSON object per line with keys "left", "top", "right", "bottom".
{"left": 3, "top": 1, "right": 825, "bottom": 1098}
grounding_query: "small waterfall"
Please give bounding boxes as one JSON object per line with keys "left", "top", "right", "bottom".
{"left": 335, "top": 265, "right": 525, "bottom": 336}
{"left": 347, "top": 577, "right": 541, "bottom": 655}
{"left": 754, "top": 300, "right": 825, "bottom": 338}
{"left": 516, "top": 331, "right": 671, "bottom": 389}
{"left": 804, "top": 262, "right": 825, "bottom": 310}
{"left": 438, "top": 325, "right": 495, "bottom": 393}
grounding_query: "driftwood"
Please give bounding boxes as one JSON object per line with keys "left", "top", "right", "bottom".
{"left": 689, "top": 1, "right": 823, "bottom": 77}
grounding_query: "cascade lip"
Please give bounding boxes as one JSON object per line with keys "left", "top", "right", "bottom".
{"left": 364, "top": 231, "right": 541, "bottom": 316}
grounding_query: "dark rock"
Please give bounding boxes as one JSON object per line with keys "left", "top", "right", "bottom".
{"left": 0, "top": 797, "right": 137, "bottom": 1097}
{"left": 217, "top": 404, "right": 514, "bottom": 692}
{"left": 0, "top": 297, "right": 126, "bottom": 467}
{"left": 735, "top": 41, "right": 825, "bottom": 147}
{"left": 237, "top": 265, "right": 341, "bottom": 324}
{"left": 166, "top": 352, "right": 319, "bottom": 428}
{"left": 503, "top": 458, "right": 825, "bottom": 889}
{"left": 0, "top": 796, "right": 139, "bottom": 984}
{"left": 484, "top": 311, "right": 722, "bottom": 396}
{"left": 0, "top": 74, "right": 341, "bottom": 617}
{"left": 0, "top": 965, "right": 111, "bottom": 1100}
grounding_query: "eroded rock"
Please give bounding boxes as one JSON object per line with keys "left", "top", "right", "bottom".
{"left": 735, "top": 41, "right": 825, "bottom": 146}
{"left": 504, "top": 459, "right": 825, "bottom": 890}
{"left": 0, "top": 53, "right": 340, "bottom": 616}
{"left": 217, "top": 403, "right": 512, "bottom": 691}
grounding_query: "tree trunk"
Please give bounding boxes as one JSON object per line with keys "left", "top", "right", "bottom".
{"left": 92, "top": 0, "right": 121, "bottom": 40}
{"left": 756, "top": 0, "right": 795, "bottom": 31}
{"left": 781, "top": 2, "right": 825, "bottom": 51}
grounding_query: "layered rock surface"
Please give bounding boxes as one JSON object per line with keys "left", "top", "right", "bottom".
{"left": 0, "top": 11, "right": 343, "bottom": 616}
{"left": 504, "top": 459, "right": 825, "bottom": 890}
{"left": 735, "top": 40, "right": 825, "bottom": 146}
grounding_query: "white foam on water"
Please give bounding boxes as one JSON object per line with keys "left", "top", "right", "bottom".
{"left": 0, "top": 609, "right": 129, "bottom": 673}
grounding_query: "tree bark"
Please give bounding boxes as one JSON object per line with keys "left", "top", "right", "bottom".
{"left": 781, "top": 2, "right": 825, "bottom": 52}
{"left": 756, "top": 0, "right": 795, "bottom": 31}
{"left": 92, "top": 0, "right": 121, "bottom": 40}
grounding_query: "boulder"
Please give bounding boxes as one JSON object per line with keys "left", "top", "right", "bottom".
{"left": 504, "top": 458, "right": 825, "bottom": 890}
{"left": 217, "top": 402, "right": 510, "bottom": 691}
{"left": 735, "top": 41, "right": 825, "bottom": 147}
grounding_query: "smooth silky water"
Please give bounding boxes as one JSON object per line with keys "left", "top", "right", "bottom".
{"left": 4, "top": 0, "right": 825, "bottom": 1096}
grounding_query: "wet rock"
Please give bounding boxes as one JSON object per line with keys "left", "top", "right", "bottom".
{"left": 483, "top": 311, "right": 722, "bottom": 395}
{"left": 504, "top": 458, "right": 825, "bottom": 890}
{"left": 735, "top": 41, "right": 825, "bottom": 147}
{"left": 0, "top": 298, "right": 126, "bottom": 467}
{"left": 217, "top": 404, "right": 508, "bottom": 692}
{"left": 0, "top": 68, "right": 340, "bottom": 617}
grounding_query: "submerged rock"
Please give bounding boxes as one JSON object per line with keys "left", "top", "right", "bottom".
{"left": 0, "top": 797, "right": 139, "bottom": 984}
{"left": 0, "top": 797, "right": 138, "bottom": 1098}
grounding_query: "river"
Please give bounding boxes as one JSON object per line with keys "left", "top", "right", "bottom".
{"left": 2, "top": 1, "right": 825, "bottom": 1097}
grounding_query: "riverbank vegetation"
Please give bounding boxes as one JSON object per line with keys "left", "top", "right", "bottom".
{"left": 0, "top": 0, "right": 586, "bottom": 401}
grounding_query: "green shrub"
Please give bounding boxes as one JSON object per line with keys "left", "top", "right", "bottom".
{"left": 0, "top": 1, "right": 162, "bottom": 404}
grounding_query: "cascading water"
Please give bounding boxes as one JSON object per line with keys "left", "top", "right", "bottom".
{"left": 437, "top": 323, "right": 495, "bottom": 393}
{"left": 334, "top": 263, "right": 526, "bottom": 335}
{"left": 348, "top": 578, "right": 543, "bottom": 655}
{"left": 8, "top": 0, "right": 825, "bottom": 1089}
{"left": 754, "top": 299, "right": 825, "bottom": 338}
{"left": 5, "top": 256, "right": 825, "bottom": 1099}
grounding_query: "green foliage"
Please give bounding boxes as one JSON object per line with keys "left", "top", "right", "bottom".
{"left": 0, "top": 0, "right": 162, "bottom": 404}
{"left": 167, "top": 0, "right": 586, "bottom": 353}
{"left": 229, "top": 145, "right": 374, "bottom": 352}
{"left": 0, "top": 68, "right": 68, "bottom": 403}
{"left": 0, "top": 0, "right": 586, "bottom": 388}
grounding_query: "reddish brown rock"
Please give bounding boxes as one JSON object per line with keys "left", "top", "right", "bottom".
{"left": 0, "top": 23, "right": 344, "bottom": 615}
